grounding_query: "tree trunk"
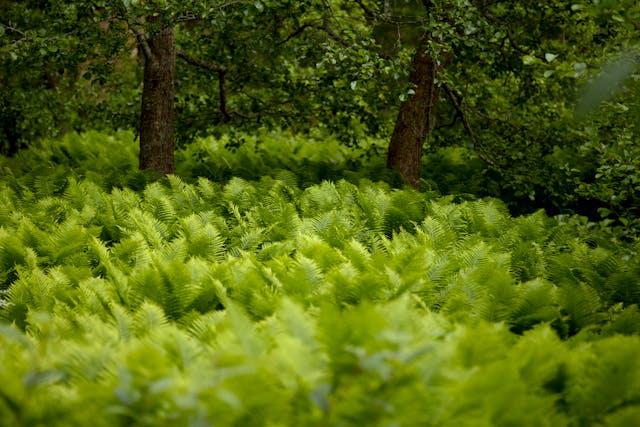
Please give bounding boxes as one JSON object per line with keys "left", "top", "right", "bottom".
{"left": 387, "top": 34, "right": 449, "bottom": 188}
{"left": 139, "top": 25, "right": 175, "bottom": 174}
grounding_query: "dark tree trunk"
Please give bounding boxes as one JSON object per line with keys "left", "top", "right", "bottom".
{"left": 139, "top": 25, "right": 175, "bottom": 174}
{"left": 387, "top": 34, "right": 449, "bottom": 188}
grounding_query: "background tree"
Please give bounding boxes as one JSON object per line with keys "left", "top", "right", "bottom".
{"left": 1, "top": 1, "right": 369, "bottom": 171}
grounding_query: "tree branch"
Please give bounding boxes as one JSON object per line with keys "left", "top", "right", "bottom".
{"left": 132, "top": 27, "right": 154, "bottom": 62}
{"left": 354, "top": 0, "right": 376, "bottom": 21}
{"left": 315, "top": 18, "right": 351, "bottom": 47}
{"left": 176, "top": 50, "right": 235, "bottom": 121}
{"left": 218, "top": 69, "right": 231, "bottom": 122}
{"left": 277, "top": 18, "right": 352, "bottom": 48}
{"left": 442, "top": 83, "right": 498, "bottom": 167}
{"left": 3, "top": 24, "right": 27, "bottom": 40}
{"left": 176, "top": 49, "right": 226, "bottom": 72}
{"left": 278, "top": 23, "right": 313, "bottom": 46}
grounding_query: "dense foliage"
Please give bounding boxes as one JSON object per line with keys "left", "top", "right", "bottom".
{"left": 2, "top": 1, "right": 640, "bottom": 424}
{"left": 1, "top": 132, "right": 639, "bottom": 425}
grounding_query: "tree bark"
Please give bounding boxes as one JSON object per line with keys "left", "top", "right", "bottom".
{"left": 138, "top": 25, "right": 175, "bottom": 174}
{"left": 387, "top": 34, "right": 449, "bottom": 188}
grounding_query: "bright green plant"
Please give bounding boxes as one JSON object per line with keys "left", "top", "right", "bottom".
{"left": 1, "top": 130, "right": 640, "bottom": 425}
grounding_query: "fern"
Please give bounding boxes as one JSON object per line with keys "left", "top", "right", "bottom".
{"left": 133, "top": 301, "right": 169, "bottom": 336}
{"left": 299, "top": 181, "right": 342, "bottom": 214}
{"left": 355, "top": 184, "right": 390, "bottom": 234}
{"left": 178, "top": 214, "right": 226, "bottom": 262}
{"left": 166, "top": 175, "right": 203, "bottom": 215}
{"left": 416, "top": 215, "right": 457, "bottom": 250}
{"left": 281, "top": 254, "right": 324, "bottom": 299}
{"left": 3, "top": 131, "right": 640, "bottom": 425}
{"left": 308, "top": 210, "right": 358, "bottom": 248}
{"left": 0, "top": 230, "right": 32, "bottom": 289}
{"left": 462, "top": 198, "right": 509, "bottom": 237}
{"left": 382, "top": 189, "right": 426, "bottom": 237}
{"left": 295, "top": 234, "right": 345, "bottom": 270}
{"left": 121, "top": 208, "right": 170, "bottom": 249}
{"left": 272, "top": 169, "right": 299, "bottom": 189}
{"left": 559, "top": 282, "right": 604, "bottom": 335}
{"left": 223, "top": 177, "right": 258, "bottom": 211}
{"left": 510, "top": 241, "right": 547, "bottom": 282}
{"left": 109, "top": 303, "right": 134, "bottom": 341}
{"left": 565, "top": 336, "right": 640, "bottom": 425}
{"left": 510, "top": 279, "right": 561, "bottom": 334}
{"left": 142, "top": 182, "right": 178, "bottom": 227}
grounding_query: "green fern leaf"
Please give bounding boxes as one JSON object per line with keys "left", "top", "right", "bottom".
{"left": 134, "top": 301, "right": 169, "bottom": 336}
{"left": 110, "top": 303, "right": 134, "bottom": 341}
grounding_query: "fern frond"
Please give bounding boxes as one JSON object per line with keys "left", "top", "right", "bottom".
{"left": 273, "top": 169, "right": 299, "bottom": 189}
{"left": 295, "top": 234, "right": 345, "bottom": 270}
{"left": 142, "top": 182, "right": 178, "bottom": 227}
{"left": 427, "top": 198, "right": 466, "bottom": 233}
{"left": 440, "top": 272, "right": 488, "bottom": 321}
{"left": 382, "top": 190, "right": 425, "bottom": 237}
{"left": 196, "top": 176, "right": 221, "bottom": 203}
{"left": 167, "top": 175, "right": 202, "bottom": 214}
{"left": 299, "top": 181, "right": 341, "bottom": 215}
{"left": 559, "top": 282, "right": 603, "bottom": 334}
{"left": 109, "top": 232, "right": 152, "bottom": 270}
{"left": 463, "top": 198, "right": 509, "bottom": 237}
{"left": 110, "top": 187, "right": 141, "bottom": 219}
{"left": 238, "top": 227, "right": 265, "bottom": 253}
{"left": 510, "top": 279, "right": 560, "bottom": 334}
{"left": 342, "top": 240, "right": 373, "bottom": 273}
{"left": 134, "top": 301, "right": 169, "bottom": 336}
{"left": 510, "top": 241, "right": 547, "bottom": 282}
{"left": 257, "top": 195, "right": 302, "bottom": 242}
{"left": 182, "top": 267, "right": 225, "bottom": 315}
{"left": 511, "top": 209, "right": 549, "bottom": 243}
{"left": 354, "top": 185, "right": 390, "bottom": 235}
{"left": 328, "top": 261, "right": 382, "bottom": 306}
{"left": 178, "top": 214, "right": 226, "bottom": 262}
{"left": 74, "top": 277, "right": 114, "bottom": 319}
{"left": 224, "top": 257, "right": 279, "bottom": 320}
{"left": 44, "top": 217, "right": 97, "bottom": 267}
{"left": 109, "top": 303, "right": 134, "bottom": 341}
{"left": 282, "top": 254, "right": 324, "bottom": 298}
{"left": 62, "top": 177, "right": 105, "bottom": 215}
{"left": 0, "top": 230, "right": 30, "bottom": 289}
{"left": 416, "top": 216, "right": 456, "bottom": 250}
{"left": 122, "top": 208, "right": 170, "bottom": 249}
{"left": 308, "top": 210, "right": 356, "bottom": 248}
{"left": 456, "top": 241, "right": 493, "bottom": 270}
{"left": 223, "top": 177, "right": 258, "bottom": 211}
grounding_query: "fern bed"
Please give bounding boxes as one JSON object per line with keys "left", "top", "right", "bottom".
{"left": 1, "top": 131, "right": 640, "bottom": 426}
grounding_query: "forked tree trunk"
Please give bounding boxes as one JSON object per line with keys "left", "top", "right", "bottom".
{"left": 139, "top": 25, "right": 175, "bottom": 174}
{"left": 387, "top": 34, "right": 449, "bottom": 188}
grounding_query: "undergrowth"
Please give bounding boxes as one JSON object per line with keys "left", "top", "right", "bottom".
{"left": 0, "top": 131, "right": 639, "bottom": 426}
